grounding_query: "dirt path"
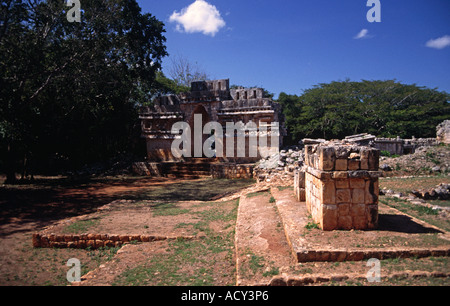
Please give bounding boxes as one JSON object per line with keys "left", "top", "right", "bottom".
{"left": 235, "top": 191, "right": 294, "bottom": 285}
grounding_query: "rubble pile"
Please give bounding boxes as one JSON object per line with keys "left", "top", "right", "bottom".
{"left": 253, "top": 146, "right": 305, "bottom": 185}
{"left": 411, "top": 183, "right": 450, "bottom": 201}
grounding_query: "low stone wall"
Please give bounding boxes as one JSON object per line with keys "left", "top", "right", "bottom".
{"left": 373, "top": 138, "right": 404, "bottom": 156}
{"left": 304, "top": 143, "right": 382, "bottom": 231}
{"left": 32, "top": 233, "right": 195, "bottom": 249}
{"left": 210, "top": 163, "right": 254, "bottom": 179}
{"left": 373, "top": 137, "right": 439, "bottom": 155}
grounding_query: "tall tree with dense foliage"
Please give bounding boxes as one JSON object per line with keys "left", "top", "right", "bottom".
{"left": 278, "top": 80, "right": 450, "bottom": 144}
{"left": 0, "top": 0, "right": 167, "bottom": 183}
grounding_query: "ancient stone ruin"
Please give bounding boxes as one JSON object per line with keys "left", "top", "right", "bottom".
{"left": 140, "top": 79, "right": 285, "bottom": 163}
{"left": 344, "top": 133, "right": 439, "bottom": 156}
{"left": 303, "top": 142, "right": 382, "bottom": 231}
{"left": 437, "top": 120, "right": 450, "bottom": 145}
{"left": 137, "top": 79, "right": 286, "bottom": 179}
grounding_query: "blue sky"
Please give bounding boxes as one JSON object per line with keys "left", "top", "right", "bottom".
{"left": 138, "top": 0, "right": 450, "bottom": 98}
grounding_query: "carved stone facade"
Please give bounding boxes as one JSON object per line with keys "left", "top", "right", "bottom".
{"left": 140, "top": 79, "right": 286, "bottom": 163}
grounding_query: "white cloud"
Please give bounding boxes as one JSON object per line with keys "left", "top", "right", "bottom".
{"left": 169, "top": 0, "right": 226, "bottom": 37}
{"left": 354, "top": 29, "right": 369, "bottom": 39}
{"left": 426, "top": 35, "right": 450, "bottom": 50}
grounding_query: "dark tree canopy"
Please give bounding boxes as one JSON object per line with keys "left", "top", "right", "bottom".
{"left": 277, "top": 80, "right": 450, "bottom": 144}
{"left": 0, "top": 0, "right": 167, "bottom": 183}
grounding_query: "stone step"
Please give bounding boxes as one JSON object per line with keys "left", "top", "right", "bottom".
{"left": 164, "top": 165, "right": 211, "bottom": 171}
{"left": 161, "top": 161, "right": 213, "bottom": 178}
{"left": 167, "top": 169, "right": 211, "bottom": 176}
{"left": 270, "top": 188, "right": 450, "bottom": 263}
{"left": 166, "top": 174, "right": 210, "bottom": 179}
{"left": 184, "top": 158, "right": 220, "bottom": 164}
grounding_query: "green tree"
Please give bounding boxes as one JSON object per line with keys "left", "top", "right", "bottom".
{"left": 277, "top": 80, "right": 450, "bottom": 144}
{"left": 0, "top": 0, "right": 168, "bottom": 183}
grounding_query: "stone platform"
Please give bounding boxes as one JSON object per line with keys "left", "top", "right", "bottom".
{"left": 132, "top": 159, "right": 254, "bottom": 179}
{"left": 269, "top": 188, "right": 450, "bottom": 263}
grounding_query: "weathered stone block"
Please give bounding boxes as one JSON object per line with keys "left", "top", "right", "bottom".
{"left": 352, "top": 188, "right": 365, "bottom": 204}
{"left": 368, "top": 150, "right": 380, "bottom": 170}
{"left": 360, "top": 159, "right": 369, "bottom": 170}
{"left": 350, "top": 203, "right": 366, "bottom": 217}
{"left": 32, "top": 234, "right": 41, "bottom": 248}
{"left": 332, "top": 171, "right": 348, "bottom": 179}
{"left": 336, "top": 189, "right": 351, "bottom": 204}
{"left": 348, "top": 159, "right": 360, "bottom": 170}
{"left": 77, "top": 240, "right": 86, "bottom": 249}
{"left": 322, "top": 205, "right": 338, "bottom": 231}
{"left": 298, "top": 171, "right": 305, "bottom": 188}
{"left": 119, "top": 235, "right": 129, "bottom": 242}
{"left": 104, "top": 240, "right": 115, "bottom": 247}
{"left": 338, "top": 203, "right": 350, "bottom": 216}
{"left": 349, "top": 179, "right": 365, "bottom": 189}
{"left": 335, "top": 159, "right": 348, "bottom": 171}
{"left": 298, "top": 188, "right": 306, "bottom": 202}
{"left": 338, "top": 216, "right": 353, "bottom": 230}
{"left": 321, "top": 180, "right": 336, "bottom": 204}
{"left": 353, "top": 216, "right": 368, "bottom": 230}
{"left": 130, "top": 235, "right": 141, "bottom": 242}
{"left": 335, "top": 179, "right": 349, "bottom": 189}
{"left": 319, "top": 146, "right": 335, "bottom": 171}
{"left": 87, "top": 240, "right": 96, "bottom": 249}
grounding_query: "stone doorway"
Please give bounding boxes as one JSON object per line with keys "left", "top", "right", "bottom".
{"left": 188, "top": 105, "right": 211, "bottom": 158}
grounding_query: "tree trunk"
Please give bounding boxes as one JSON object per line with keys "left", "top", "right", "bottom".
{"left": 5, "top": 143, "right": 17, "bottom": 184}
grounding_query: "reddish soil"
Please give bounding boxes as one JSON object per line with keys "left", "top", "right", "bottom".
{"left": 0, "top": 176, "right": 205, "bottom": 286}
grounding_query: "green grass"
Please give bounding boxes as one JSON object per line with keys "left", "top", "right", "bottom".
{"left": 151, "top": 203, "right": 191, "bottom": 216}
{"left": 128, "top": 178, "right": 255, "bottom": 202}
{"left": 380, "top": 196, "right": 450, "bottom": 231}
{"left": 380, "top": 175, "right": 450, "bottom": 195}
{"left": 361, "top": 233, "right": 448, "bottom": 249}
{"left": 305, "top": 221, "right": 320, "bottom": 230}
{"left": 262, "top": 267, "right": 280, "bottom": 277}
{"left": 277, "top": 186, "right": 293, "bottom": 191}
{"left": 112, "top": 199, "right": 239, "bottom": 286}
{"left": 381, "top": 150, "right": 400, "bottom": 158}
{"left": 428, "top": 199, "right": 450, "bottom": 208}
{"left": 249, "top": 254, "right": 265, "bottom": 274}
{"left": 63, "top": 218, "right": 100, "bottom": 234}
{"left": 246, "top": 191, "right": 269, "bottom": 198}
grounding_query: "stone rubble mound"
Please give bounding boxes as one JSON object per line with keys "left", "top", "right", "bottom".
{"left": 411, "top": 183, "right": 450, "bottom": 201}
{"left": 253, "top": 146, "right": 305, "bottom": 184}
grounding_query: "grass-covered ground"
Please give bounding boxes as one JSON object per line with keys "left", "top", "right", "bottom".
{"left": 0, "top": 177, "right": 253, "bottom": 286}
{"left": 1, "top": 175, "right": 449, "bottom": 286}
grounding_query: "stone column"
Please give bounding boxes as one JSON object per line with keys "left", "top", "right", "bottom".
{"left": 294, "top": 170, "right": 306, "bottom": 201}
{"left": 304, "top": 143, "right": 381, "bottom": 231}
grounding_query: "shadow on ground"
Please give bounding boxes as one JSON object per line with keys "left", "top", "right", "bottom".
{"left": 0, "top": 176, "right": 254, "bottom": 237}
{"left": 378, "top": 214, "right": 443, "bottom": 234}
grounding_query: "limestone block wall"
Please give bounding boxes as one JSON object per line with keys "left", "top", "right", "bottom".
{"left": 304, "top": 144, "right": 381, "bottom": 231}
{"left": 210, "top": 163, "right": 254, "bottom": 179}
